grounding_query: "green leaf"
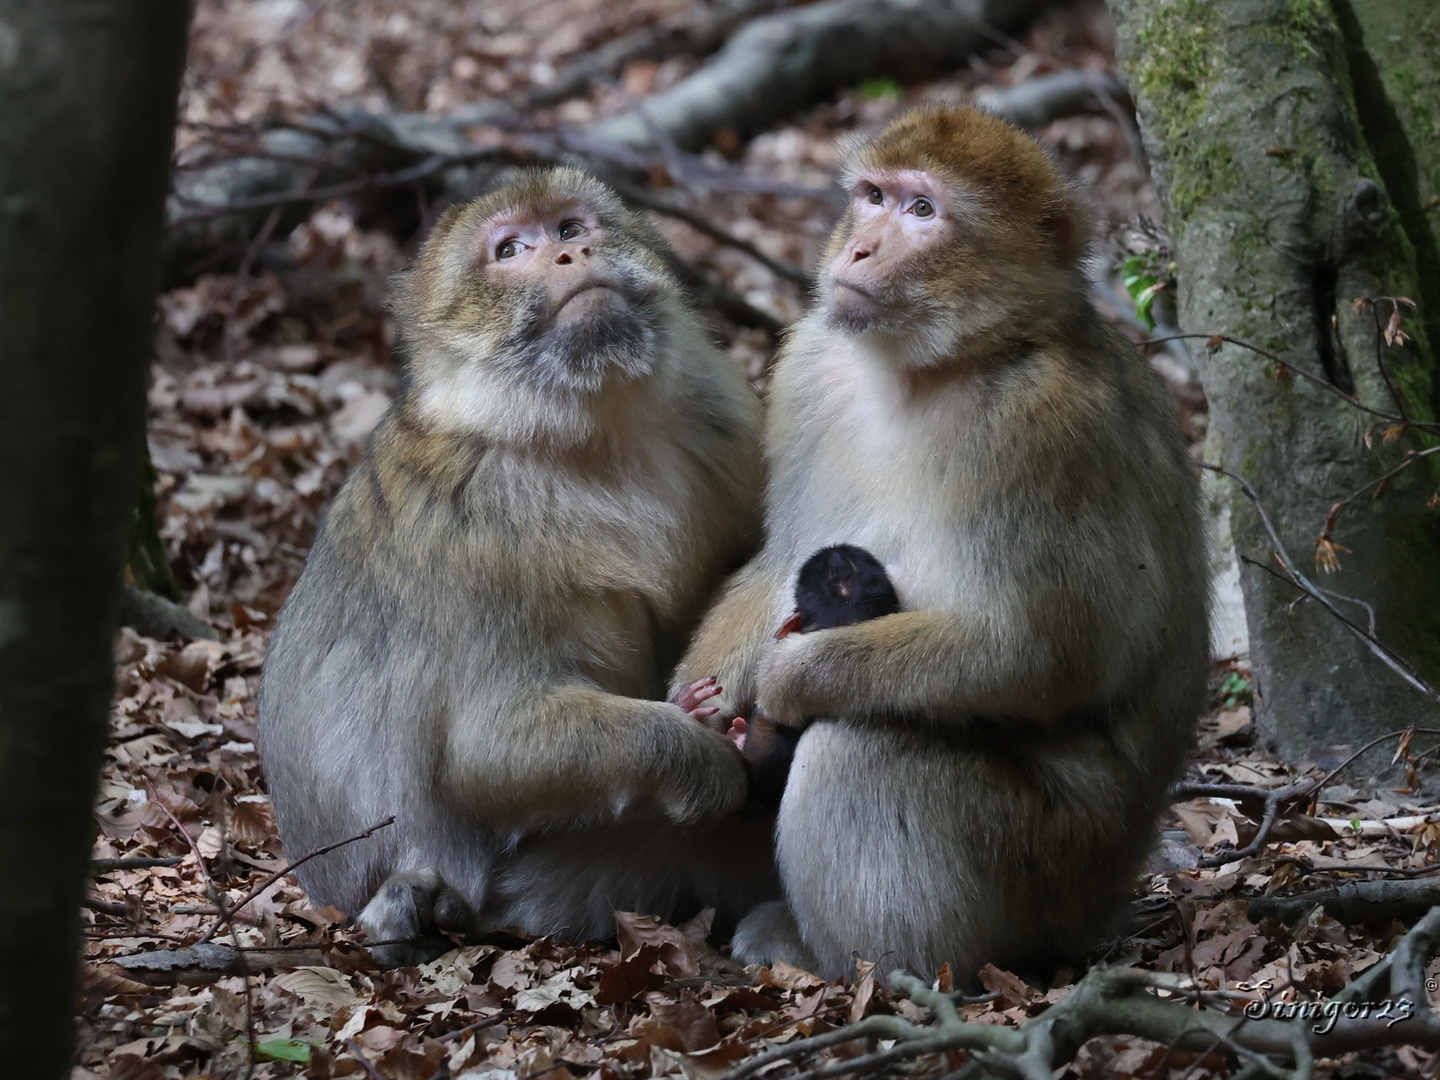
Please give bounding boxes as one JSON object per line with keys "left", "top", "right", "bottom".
{"left": 856, "top": 77, "right": 902, "bottom": 100}
{"left": 255, "top": 1039, "right": 314, "bottom": 1063}
{"left": 1121, "top": 255, "right": 1160, "bottom": 330}
{"left": 1219, "top": 672, "right": 1253, "bottom": 708}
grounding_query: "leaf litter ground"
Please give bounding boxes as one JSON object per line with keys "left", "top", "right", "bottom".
{"left": 76, "top": 0, "right": 1440, "bottom": 1076}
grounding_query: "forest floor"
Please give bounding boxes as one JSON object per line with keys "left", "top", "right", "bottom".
{"left": 76, "top": 1, "right": 1440, "bottom": 1077}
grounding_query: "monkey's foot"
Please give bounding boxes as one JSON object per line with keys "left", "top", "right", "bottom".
{"left": 731, "top": 900, "right": 820, "bottom": 972}
{"left": 357, "top": 869, "right": 474, "bottom": 968}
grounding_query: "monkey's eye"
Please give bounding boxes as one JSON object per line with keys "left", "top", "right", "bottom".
{"left": 912, "top": 198, "right": 935, "bottom": 218}
{"left": 557, "top": 220, "right": 586, "bottom": 241}
{"left": 867, "top": 186, "right": 884, "bottom": 205}
{"left": 496, "top": 239, "right": 523, "bottom": 260}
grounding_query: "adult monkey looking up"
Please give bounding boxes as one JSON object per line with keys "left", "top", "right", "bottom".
{"left": 259, "top": 168, "right": 773, "bottom": 966}
{"left": 674, "top": 107, "right": 1208, "bottom": 981}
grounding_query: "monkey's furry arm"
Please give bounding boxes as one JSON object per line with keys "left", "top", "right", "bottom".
{"left": 443, "top": 684, "right": 749, "bottom": 830}
{"left": 669, "top": 560, "right": 788, "bottom": 723}
{"left": 753, "top": 607, "right": 1122, "bottom": 728}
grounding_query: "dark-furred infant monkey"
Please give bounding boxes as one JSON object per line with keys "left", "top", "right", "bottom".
{"left": 735, "top": 545, "right": 901, "bottom": 810}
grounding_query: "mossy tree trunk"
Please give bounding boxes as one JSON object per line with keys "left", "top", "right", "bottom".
{"left": 1110, "top": 0, "right": 1440, "bottom": 765}
{"left": 0, "top": 2, "right": 190, "bottom": 1076}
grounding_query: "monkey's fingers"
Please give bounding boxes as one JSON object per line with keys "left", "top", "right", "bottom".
{"left": 672, "top": 676, "right": 723, "bottom": 715}
{"left": 726, "top": 716, "right": 749, "bottom": 750}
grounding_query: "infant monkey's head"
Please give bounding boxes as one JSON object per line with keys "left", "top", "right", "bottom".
{"left": 778, "top": 544, "right": 900, "bottom": 638}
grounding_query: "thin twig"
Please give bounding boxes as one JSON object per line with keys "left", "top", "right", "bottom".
{"left": 345, "top": 1039, "right": 389, "bottom": 1080}
{"left": 1360, "top": 297, "right": 1414, "bottom": 426}
{"left": 92, "top": 856, "right": 184, "bottom": 873}
{"left": 83, "top": 897, "right": 132, "bottom": 917}
{"left": 1170, "top": 778, "right": 1319, "bottom": 868}
{"left": 147, "top": 784, "right": 257, "bottom": 1080}
{"left": 1320, "top": 445, "right": 1440, "bottom": 552}
{"left": 1204, "top": 462, "right": 1440, "bottom": 705}
{"left": 194, "top": 815, "right": 395, "bottom": 945}
{"left": 236, "top": 203, "right": 286, "bottom": 280}
{"left": 1147, "top": 333, "right": 1440, "bottom": 435}
{"left": 170, "top": 152, "right": 485, "bottom": 222}
{"left": 616, "top": 181, "right": 813, "bottom": 286}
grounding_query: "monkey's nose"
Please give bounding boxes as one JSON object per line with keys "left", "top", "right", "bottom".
{"left": 849, "top": 245, "right": 872, "bottom": 263}
{"left": 554, "top": 246, "right": 591, "bottom": 266}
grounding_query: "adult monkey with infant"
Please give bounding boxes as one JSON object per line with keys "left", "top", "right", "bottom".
{"left": 674, "top": 107, "right": 1208, "bottom": 981}
{"left": 260, "top": 168, "right": 773, "bottom": 966}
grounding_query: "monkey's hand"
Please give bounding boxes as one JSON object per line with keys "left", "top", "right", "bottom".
{"left": 753, "top": 632, "right": 830, "bottom": 729}
{"left": 652, "top": 717, "right": 750, "bottom": 825}
{"left": 671, "top": 676, "right": 725, "bottom": 727}
{"left": 449, "top": 687, "right": 749, "bottom": 832}
{"left": 670, "top": 562, "right": 786, "bottom": 728}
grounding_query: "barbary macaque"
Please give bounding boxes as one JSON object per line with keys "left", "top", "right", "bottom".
{"left": 736, "top": 545, "right": 900, "bottom": 811}
{"left": 259, "top": 168, "right": 776, "bottom": 966}
{"left": 673, "top": 106, "right": 1208, "bottom": 981}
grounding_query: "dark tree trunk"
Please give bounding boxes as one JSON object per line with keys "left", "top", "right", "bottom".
{"left": 0, "top": 2, "right": 190, "bottom": 1075}
{"left": 1110, "top": 0, "right": 1440, "bottom": 768}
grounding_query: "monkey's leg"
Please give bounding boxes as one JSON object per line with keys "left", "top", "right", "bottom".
{"left": 356, "top": 869, "right": 474, "bottom": 967}
{"left": 730, "top": 900, "right": 820, "bottom": 973}
{"left": 671, "top": 562, "right": 789, "bottom": 721}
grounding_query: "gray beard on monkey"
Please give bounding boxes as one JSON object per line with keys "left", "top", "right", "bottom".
{"left": 497, "top": 265, "right": 664, "bottom": 394}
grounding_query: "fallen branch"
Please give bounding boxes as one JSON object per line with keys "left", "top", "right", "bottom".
{"left": 83, "top": 896, "right": 133, "bottom": 918}
{"left": 118, "top": 584, "right": 218, "bottom": 641}
{"left": 166, "top": 117, "right": 799, "bottom": 332}
{"left": 668, "top": 255, "right": 788, "bottom": 335}
{"left": 975, "top": 69, "right": 1133, "bottom": 130}
{"left": 1250, "top": 879, "right": 1440, "bottom": 925}
{"left": 1171, "top": 723, "right": 1440, "bottom": 870}
{"left": 720, "top": 908, "right": 1440, "bottom": 1080}
{"left": 524, "top": 0, "right": 786, "bottom": 109}
{"left": 590, "top": 0, "right": 1052, "bottom": 152}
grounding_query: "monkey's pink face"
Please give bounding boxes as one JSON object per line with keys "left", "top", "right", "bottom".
{"left": 463, "top": 197, "right": 665, "bottom": 392}
{"left": 482, "top": 202, "right": 631, "bottom": 323}
{"left": 827, "top": 169, "right": 953, "bottom": 327}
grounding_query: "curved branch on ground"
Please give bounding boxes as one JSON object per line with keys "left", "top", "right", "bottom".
{"left": 590, "top": 0, "right": 1053, "bottom": 153}
{"left": 719, "top": 909, "right": 1440, "bottom": 1080}
{"left": 974, "top": 69, "right": 1133, "bottom": 130}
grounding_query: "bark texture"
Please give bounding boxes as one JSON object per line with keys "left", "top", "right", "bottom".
{"left": 0, "top": 3, "right": 190, "bottom": 1076}
{"left": 1111, "top": 0, "right": 1440, "bottom": 760}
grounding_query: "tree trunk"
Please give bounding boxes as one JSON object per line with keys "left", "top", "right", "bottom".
{"left": 0, "top": 3, "right": 190, "bottom": 1076}
{"left": 1110, "top": 0, "right": 1440, "bottom": 766}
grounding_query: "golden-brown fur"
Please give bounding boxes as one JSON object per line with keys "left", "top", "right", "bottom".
{"left": 259, "top": 168, "right": 775, "bottom": 965}
{"left": 674, "top": 108, "right": 1207, "bottom": 981}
